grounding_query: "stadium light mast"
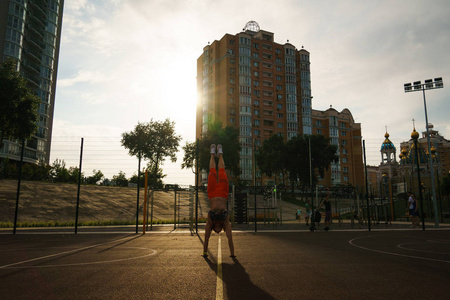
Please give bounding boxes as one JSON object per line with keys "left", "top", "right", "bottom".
{"left": 404, "top": 77, "right": 443, "bottom": 228}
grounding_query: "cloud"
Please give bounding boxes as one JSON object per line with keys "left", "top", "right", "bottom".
{"left": 53, "top": 0, "right": 450, "bottom": 179}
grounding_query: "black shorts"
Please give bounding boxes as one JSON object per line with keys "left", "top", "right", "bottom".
{"left": 209, "top": 210, "right": 228, "bottom": 221}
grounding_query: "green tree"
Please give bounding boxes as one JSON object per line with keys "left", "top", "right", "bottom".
{"left": 121, "top": 119, "right": 181, "bottom": 182}
{"left": 129, "top": 165, "right": 165, "bottom": 189}
{"left": 285, "top": 134, "right": 338, "bottom": 191}
{"left": 256, "top": 134, "right": 287, "bottom": 185}
{"left": 0, "top": 58, "right": 40, "bottom": 149}
{"left": 113, "top": 171, "right": 128, "bottom": 187}
{"left": 50, "top": 159, "right": 70, "bottom": 182}
{"left": 256, "top": 134, "right": 338, "bottom": 195}
{"left": 182, "top": 120, "right": 241, "bottom": 178}
{"left": 68, "top": 167, "right": 79, "bottom": 183}
{"left": 181, "top": 140, "right": 197, "bottom": 174}
{"left": 86, "top": 169, "right": 104, "bottom": 185}
{"left": 441, "top": 173, "right": 450, "bottom": 198}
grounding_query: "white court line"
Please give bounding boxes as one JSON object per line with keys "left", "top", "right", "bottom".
{"left": 397, "top": 242, "right": 450, "bottom": 255}
{"left": 349, "top": 236, "right": 450, "bottom": 264}
{"left": 0, "top": 235, "right": 139, "bottom": 269}
{"left": 216, "top": 236, "right": 223, "bottom": 300}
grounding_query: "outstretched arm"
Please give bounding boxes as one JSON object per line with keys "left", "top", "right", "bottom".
{"left": 223, "top": 218, "right": 235, "bottom": 257}
{"left": 203, "top": 217, "right": 212, "bottom": 257}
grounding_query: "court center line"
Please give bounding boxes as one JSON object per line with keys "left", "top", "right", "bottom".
{"left": 216, "top": 235, "right": 223, "bottom": 300}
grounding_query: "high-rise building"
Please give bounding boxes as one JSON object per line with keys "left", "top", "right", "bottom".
{"left": 196, "top": 21, "right": 312, "bottom": 182}
{"left": 0, "top": 0, "right": 64, "bottom": 164}
{"left": 196, "top": 21, "right": 363, "bottom": 187}
{"left": 311, "top": 107, "right": 364, "bottom": 188}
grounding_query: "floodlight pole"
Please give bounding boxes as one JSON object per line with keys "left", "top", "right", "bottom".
{"left": 421, "top": 88, "right": 439, "bottom": 228}
{"left": 404, "top": 78, "right": 443, "bottom": 228}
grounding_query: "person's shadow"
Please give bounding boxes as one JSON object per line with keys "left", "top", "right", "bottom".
{"left": 201, "top": 248, "right": 274, "bottom": 299}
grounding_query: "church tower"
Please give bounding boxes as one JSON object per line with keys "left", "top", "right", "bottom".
{"left": 380, "top": 131, "right": 397, "bottom": 178}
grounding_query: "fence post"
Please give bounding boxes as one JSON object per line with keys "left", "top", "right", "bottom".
{"left": 174, "top": 190, "right": 177, "bottom": 230}
{"left": 13, "top": 139, "right": 25, "bottom": 234}
{"left": 143, "top": 170, "right": 148, "bottom": 234}
{"left": 135, "top": 151, "right": 141, "bottom": 234}
{"left": 150, "top": 190, "right": 154, "bottom": 231}
{"left": 75, "top": 138, "right": 84, "bottom": 234}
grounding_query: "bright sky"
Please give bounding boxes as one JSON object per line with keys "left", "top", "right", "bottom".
{"left": 50, "top": 0, "right": 450, "bottom": 186}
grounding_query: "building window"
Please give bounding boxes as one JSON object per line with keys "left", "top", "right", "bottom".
{"left": 277, "top": 104, "right": 283, "bottom": 109}
{"left": 230, "top": 118, "right": 234, "bottom": 123}
{"left": 253, "top": 43, "right": 259, "bottom": 49}
{"left": 253, "top": 81, "right": 259, "bottom": 87}
{"left": 276, "top": 75, "right": 282, "bottom": 81}
{"left": 254, "top": 129, "right": 260, "bottom": 136}
{"left": 253, "top": 61, "right": 259, "bottom": 67}
{"left": 341, "top": 131, "right": 346, "bottom": 136}
{"left": 278, "top": 123, "right": 283, "bottom": 128}
{"left": 342, "top": 158, "right": 348, "bottom": 163}
{"left": 230, "top": 40, "right": 235, "bottom": 45}
{"left": 254, "top": 100, "right": 259, "bottom": 106}
{"left": 276, "top": 66, "right": 282, "bottom": 72}
{"left": 254, "top": 119, "right": 260, "bottom": 126}
{"left": 276, "top": 85, "right": 282, "bottom": 91}
{"left": 275, "top": 48, "right": 281, "bottom": 54}
{"left": 255, "top": 110, "right": 260, "bottom": 116}
{"left": 317, "top": 129, "right": 322, "bottom": 134}
{"left": 253, "top": 52, "right": 259, "bottom": 58}
{"left": 277, "top": 94, "right": 282, "bottom": 100}
{"left": 277, "top": 113, "right": 283, "bottom": 118}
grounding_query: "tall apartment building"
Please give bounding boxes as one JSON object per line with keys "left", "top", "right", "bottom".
{"left": 0, "top": 0, "right": 64, "bottom": 164}
{"left": 196, "top": 21, "right": 312, "bottom": 182}
{"left": 196, "top": 21, "right": 363, "bottom": 187}
{"left": 311, "top": 107, "right": 365, "bottom": 189}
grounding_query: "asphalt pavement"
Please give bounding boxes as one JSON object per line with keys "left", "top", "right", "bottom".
{"left": 1, "top": 223, "right": 450, "bottom": 299}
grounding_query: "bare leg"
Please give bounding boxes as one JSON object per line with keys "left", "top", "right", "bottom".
{"left": 210, "top": 153, "right": 216, "bottom": 170}
{"left": 223, "top": 218, "right": 235, "bottom": 257}
{"left": 218, "top": 153, "right": 225, "bottom": 169}
{"left": 203, "top": 217, "right": 213, "bottom": 257}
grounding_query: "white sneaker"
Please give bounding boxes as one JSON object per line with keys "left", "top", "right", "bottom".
{"left": 210, "top": 144, "right": 216, "bottom": 155}
{"left": 217, "top": 144, "right": 223, "bottom": 154}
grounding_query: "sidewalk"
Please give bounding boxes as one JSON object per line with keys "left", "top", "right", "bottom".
{"left": 2, "top": 219, "right": 450, "bottom": 234}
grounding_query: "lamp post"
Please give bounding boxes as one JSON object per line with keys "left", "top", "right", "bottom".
{"left": 411, "top": 129, "right": 426, "bottom": 230}
{"left": 404, "top": 77, "right": 443, "bottom": 228}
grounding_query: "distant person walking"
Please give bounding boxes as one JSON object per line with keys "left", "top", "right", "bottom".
{"left": 305, "top": 204, "right": 311, "bottom": 226}
{"left": 407, "top": 192, "right": 420, "bottom": 228}
{"left": 318, "top": 188, "right": 332, "bottom": 231}
{"left": 296, "top": 208, "right": 302, "bottom": 222}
